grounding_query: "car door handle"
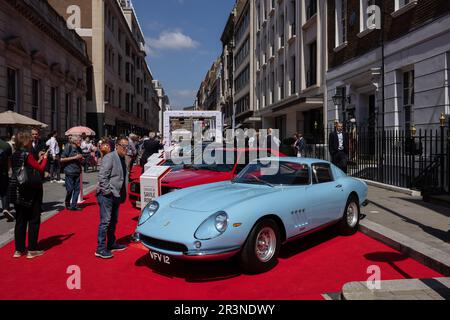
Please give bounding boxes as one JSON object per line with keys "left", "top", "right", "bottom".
{"left": 336, "top": 185, "right": 343, "bottom": 188}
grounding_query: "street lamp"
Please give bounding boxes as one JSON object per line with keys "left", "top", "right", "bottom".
{"left": 332, "top": 92, "right": 343, "bottom": 108}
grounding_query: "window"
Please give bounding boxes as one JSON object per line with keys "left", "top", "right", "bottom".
{"left": 307, "top": 41, "right": 317, "bottom": 87}
{"left": 403, "top": 70, "right": 415, "bottom": 132}
{"left": 118, "top": 55, "right": 122, "bottom": 77}
{"left": 270, "top": 71, "right": 275, "bottom": 104}
{"left": 235, "top": 94, "right": 250, "bottom": 115}
{"left": 335, "top": 0, "right": 347, "bottom": 47}
{"left": 234, "top": 66, "right": 250, "bottom": 93}
{"left": 126, "top": 62, "right": 130, "bottom": 83}
{"left": 307, "top": 0, "right": 317, "bottom": 19}
{"left": 76, "top": 97, "right": 81, "bottom": 125}
{"left": 126, "top": 93, "right": 130, "bottom": 113}
{"left": 279, "top": 64, "right": 285, "bottom": 100}
{"left": 289, "top": 0, "right": 296, "bottom": 37}
{"left": 7, "top": 68, "right": 18, "bottom": 112}
{"left": 395, "top": 0, "right": 414, "bottom": 10}
{"left": 51, "top": 87, "right": 58, "bottom": 132}
{"left": 360, "top": 0, "right": 377, "bottom": 32}
{"left": 312, "top": 164, "right": 334, "bottom": 184}
{"left": 235, "top": 9, "right": 250, "bottom": 45}
{"left": 279, "top": 13, "right": 285, "bottom": 48}
{"left": 290, "top": 56, "right": 296, "bottom": 95}
{"left": 31, "top": 79, "right": 40, "bottom": 120}
{"left": 119, "top": 89, "right": 123, "bottom": 109}
{"left": 235, "top": 38, "right": 250, "bottom": 69}
{"left": 65, "top": 92, "right": 72, "bottom": 131}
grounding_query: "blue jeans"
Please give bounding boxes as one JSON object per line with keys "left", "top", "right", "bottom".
{"left": 65, "top": 174, "right": 80, "bottom": 209}
{"left": 96, "top": 193, "right": 121, "bottom": 252}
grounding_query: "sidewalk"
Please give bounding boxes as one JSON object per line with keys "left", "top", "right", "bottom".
{"left": 343, "top": 185, "right": 450, "bottom": 300}
{"left": 0, "top": 171, "right": 99, "bottom": 248}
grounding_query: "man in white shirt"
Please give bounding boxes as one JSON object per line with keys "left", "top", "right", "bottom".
{"left": 81, "top": 138, "right": 93, "bottom": 173}
{"left": 328, "top": 122, "right": 349, "bottom": 173}
{"left": 46, "top": 131, "right": 63, "bottom": 183}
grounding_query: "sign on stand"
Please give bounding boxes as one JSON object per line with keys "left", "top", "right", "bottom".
{"left": 144, "top": 154, "right": 165, "bottom": 172}
{"left": 139, "top": 166, "right": 172, "bottom": 211}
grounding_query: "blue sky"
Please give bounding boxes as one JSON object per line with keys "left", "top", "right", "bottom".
{"left": 132, "top": 0, "right": 235, "bottom": 109}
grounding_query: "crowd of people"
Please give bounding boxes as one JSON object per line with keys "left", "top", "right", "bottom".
{"left": 0, "top": 128, "right": 165, "bottom": 260}
{"left": 0, "top": 125, "right": 348, "bottom": 260}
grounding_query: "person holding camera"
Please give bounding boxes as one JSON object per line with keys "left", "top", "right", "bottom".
{"left": 61, "top": 135, "right": 84, "bottom": 211}
{"left": 9, "top": 131, "right": 48, "bottom": 259}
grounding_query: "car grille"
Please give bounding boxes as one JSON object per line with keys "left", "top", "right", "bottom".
{"left": 130, "top": 182, "right": 140, "bottom": 194}
{"left": 139, "top": 235, "right": 188, "bottom": 252}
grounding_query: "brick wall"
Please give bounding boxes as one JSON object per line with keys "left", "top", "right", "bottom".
{"left": 328, "top": 0, "right": 450, "bottom": 70}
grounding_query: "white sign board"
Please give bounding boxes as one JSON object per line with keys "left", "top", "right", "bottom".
{"left": 140, "top": 166, "right": 172, "bottom": 211}
{"left": 163, "top": 110, "right": 223, "bottom": 148}
{"left": 144, "top": 155, "right": 165, "bottom": 172}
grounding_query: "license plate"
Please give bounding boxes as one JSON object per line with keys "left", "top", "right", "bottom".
{"left": 149, "top": 250, "right": 171, "bottom": 265}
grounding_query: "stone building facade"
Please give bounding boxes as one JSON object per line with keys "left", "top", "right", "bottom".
{"left": 49, "top": 0, "right": 160, "bottom": 137}
{"left": 0, "top": 0, "right": 89, "bottom": 137}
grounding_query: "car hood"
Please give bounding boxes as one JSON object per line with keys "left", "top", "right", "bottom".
{"left": 162, "top": 169, "right": 230, "bottom": 187}
{"left": 169, "top": 182, "right": 280, "bottom": 212}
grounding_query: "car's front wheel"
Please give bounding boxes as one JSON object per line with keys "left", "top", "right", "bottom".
{"left": 339, "top": 195, "right": 360, "bottom": 235}
{"left": 239, "top": 219, "right": 281, "bottom": 274}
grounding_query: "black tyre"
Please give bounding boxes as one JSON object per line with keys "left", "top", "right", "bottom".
{"left": 239, "top": 219, "right": 281, "bottom": 274}
{"left": 339, "top": 195, "right": 360, "bottom": 235}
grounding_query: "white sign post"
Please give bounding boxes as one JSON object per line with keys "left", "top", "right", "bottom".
{"left": 139, "top": 166, "right": 172, "bottom": 211}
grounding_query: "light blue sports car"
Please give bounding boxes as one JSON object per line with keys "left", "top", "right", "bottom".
{"left": 137, "top": 158, "right": 368, "bottom": 274}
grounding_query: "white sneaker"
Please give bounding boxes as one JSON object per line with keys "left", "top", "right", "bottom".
{"left": 3, "top": 210, "right": 14, "bottom": 221}
{"left": 57, "top": 180, "right": 65, "bottom": 184}
{"left": 50, "top": 180, "right": 55, "bottom": 183}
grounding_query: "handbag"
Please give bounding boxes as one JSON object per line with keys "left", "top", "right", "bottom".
{"left": 16, "top": 153, "right": 42, "bottom": 189}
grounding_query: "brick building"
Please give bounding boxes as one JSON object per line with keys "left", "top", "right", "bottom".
{"left": 326, "top": 0, "right": 450, "bottom": 132}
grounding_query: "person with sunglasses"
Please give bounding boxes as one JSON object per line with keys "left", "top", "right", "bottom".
{"left": 95, "top": 138, "right": 129, "bottom": 259}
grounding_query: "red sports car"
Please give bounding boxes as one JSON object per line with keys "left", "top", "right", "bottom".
{"left": 129, "top": 148, "right": 285, "bottom": 208}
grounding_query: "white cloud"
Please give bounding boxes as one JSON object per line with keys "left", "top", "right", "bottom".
{"left": 146, "top": 30, "right": 199, "bottom": 52}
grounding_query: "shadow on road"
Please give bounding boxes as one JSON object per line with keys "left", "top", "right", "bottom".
{"left": 38, "top": 233, "right": 75, "bottom": 251}
{"left": 369, "top": 200, "right": 450, "bottom": 243}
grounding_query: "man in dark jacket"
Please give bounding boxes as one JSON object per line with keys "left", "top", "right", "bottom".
{"left": 328, "top": 122, "right": 349, "bottom": 174}
{"left": 140, "top": 132, "right": 164, "bottom": 172}
{"left": 60, "top": 135, "right": 84, "bottom": 211}
{"left": 0, "top": 138, "right": 13, "bottom": 220}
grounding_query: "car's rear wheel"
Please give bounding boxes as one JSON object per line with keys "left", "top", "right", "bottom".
{"left": 239, "top": 219, "right": 281, "bottom": 274}
{"left": 339, "top": 195, "right": 360, "bottom": 235}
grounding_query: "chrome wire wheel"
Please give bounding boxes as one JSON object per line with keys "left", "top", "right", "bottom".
{"left": 255, "top": 227, "right": 276, "bottom": 263}
{"left": 346, "top": 202, "right": 359, "bottom": 228}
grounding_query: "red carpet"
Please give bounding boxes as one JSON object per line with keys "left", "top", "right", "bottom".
{"left": 0, "top": 190, "right": 442, "bottom": 300}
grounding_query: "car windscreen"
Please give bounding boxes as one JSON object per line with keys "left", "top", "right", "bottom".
{"left": 233, "top": 161, "right": 310, "bottom": 186}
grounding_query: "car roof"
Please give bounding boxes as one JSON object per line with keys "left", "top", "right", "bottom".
{"left": 255, "top": 157, "right": 332, "bottom": 166}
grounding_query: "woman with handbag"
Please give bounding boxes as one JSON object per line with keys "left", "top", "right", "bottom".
{"left": 9, "top": 131, "right": 48, "bottom": 259}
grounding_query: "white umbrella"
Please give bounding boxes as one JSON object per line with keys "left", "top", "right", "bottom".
{"left": 0, "top": 110, "right": 48, "bottom": 128}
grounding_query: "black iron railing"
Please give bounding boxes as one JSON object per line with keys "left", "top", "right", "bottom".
{"left": 290, "top": 126, "right": 449, "bottom": 195}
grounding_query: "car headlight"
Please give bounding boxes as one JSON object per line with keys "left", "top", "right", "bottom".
{"left": 194, "top": 211, "right": 229, "bottom": 240}
{"left": 138, "top": 201, "right": 159, "bottom": 226}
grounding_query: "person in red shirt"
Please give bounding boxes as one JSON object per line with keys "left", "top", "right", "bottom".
{"left": 9, "top": 131, "right": 48, "bottom": 259}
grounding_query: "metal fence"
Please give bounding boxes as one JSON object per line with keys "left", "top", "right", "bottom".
{"left": 296, "top": 126, "right": 450, "bottom": 195}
